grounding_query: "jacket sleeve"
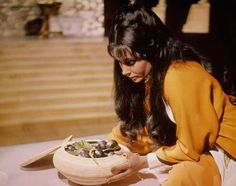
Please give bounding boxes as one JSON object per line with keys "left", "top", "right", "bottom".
{"left": 156, "top": 62, "right": 225, "bottom": 163}
{"left": 107, "top": 123, "right": 154, "bottom": 155}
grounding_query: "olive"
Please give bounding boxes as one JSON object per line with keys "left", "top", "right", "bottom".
{"left": 79, "top": 149, "right": 90, "bottom": 158}
{"left": 95, "top": 144, "right": 102, "bottom": 151}
{"left": 91, "top": 149, "right": 106, "bottom": 158}
{"left": 97, "top": 140, "right": 107, "bottom": 149}
{"left": 106, "top": 140, "right": 118, "bottom": 149}
{"left": 65, "top": 144, "right": 76, "bottom": 151}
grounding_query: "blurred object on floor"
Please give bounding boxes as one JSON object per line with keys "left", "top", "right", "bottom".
{"left": 25, "top": 17, "right": 43, "bottom": 36}
{"left": 37, "top": 1, "right": 62, "bottom": 38}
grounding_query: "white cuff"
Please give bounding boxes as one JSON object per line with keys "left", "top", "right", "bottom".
{"left": 147, "top": 152, "right": 161, "bottom": 169}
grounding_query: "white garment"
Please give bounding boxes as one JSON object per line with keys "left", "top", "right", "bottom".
{"left": 145, "top": 100, "right": 175, "bottom": 183}
{"left": 210, "top": 146, "right": 236, "bottom": 186}
{"left": 163, "top": 99, "right": 176, "bottom": 123}
{"left": 146, "top": 99, "right": 175, "bottom": 183}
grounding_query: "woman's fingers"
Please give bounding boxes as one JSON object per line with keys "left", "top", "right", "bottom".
{"left": 106, "top": 152, "right": 146, "bottom": 184}
{"left": 110, "top": 162, "right": 130, "bottom": 174}
{"left": 110, "top": 152, "right": 132, "bottom": 174}
{"left": 107, "top": 169, "right": 132, "bottom": 183}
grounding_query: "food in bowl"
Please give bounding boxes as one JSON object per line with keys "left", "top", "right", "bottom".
{"left": 53, "top": 139, "right": 129, "bottom": 185}
{"left": 64, "top": 139, "right": 121, "bottom": 158}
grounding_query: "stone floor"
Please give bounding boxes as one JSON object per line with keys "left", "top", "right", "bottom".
{"left": 0, "top": 36, "right": 116, "bottom": 146}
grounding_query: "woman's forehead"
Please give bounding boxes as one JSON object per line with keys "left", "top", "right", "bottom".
{"left": 111, "top": 46, "right": 140, "bottom": 61}
{"left": 111, "top": 48, "right": 130, "bottom": 60}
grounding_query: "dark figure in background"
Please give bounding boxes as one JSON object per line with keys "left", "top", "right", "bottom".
{"left": 165, "top": 0, "right": 198, "bottom": 39}
{"left": 209, "top": 0, "right": 236, "bottom": 96}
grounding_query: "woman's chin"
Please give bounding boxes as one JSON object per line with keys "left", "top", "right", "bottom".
{"left": 131, "top": 77, "right": 143, "bottom": 83}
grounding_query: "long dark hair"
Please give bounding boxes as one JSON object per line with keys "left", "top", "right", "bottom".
{"left": 107, "top": 2, "right": 212, "bottom": 146}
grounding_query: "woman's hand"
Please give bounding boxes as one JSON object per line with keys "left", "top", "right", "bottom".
{"left": 107, "top": 151, "right": 148, "bottom": 184}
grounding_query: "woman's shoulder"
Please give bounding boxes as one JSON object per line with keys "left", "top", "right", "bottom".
{"left": 166, "top": 60, "right": 210, "bottom": 81}
{"left": 169, "top": 60, "right": 205, "bottom": 72}
{"left": 163, "top": 61, "right": 218, "bottom": 103}
{"left": 164, "top": 61, "right": 216, "bottom": 94}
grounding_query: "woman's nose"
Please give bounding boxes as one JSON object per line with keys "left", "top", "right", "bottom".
{"left": 121, "top": 66, "right": 130, "bottom": 76}
{"left": 120, "top": 63, "right": 131, "bottom": 76}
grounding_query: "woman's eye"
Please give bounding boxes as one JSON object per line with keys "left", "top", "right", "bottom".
{"left": 124, "top": 59, "right": 136, "bottom": 66}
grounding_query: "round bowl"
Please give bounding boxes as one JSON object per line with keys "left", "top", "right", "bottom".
{"left": 53, "top": 140, "right": 129, "bottom": 185}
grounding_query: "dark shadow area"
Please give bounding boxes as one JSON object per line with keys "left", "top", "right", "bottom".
{"left": 165, "top": 0, "right": 236, "bottom": 96}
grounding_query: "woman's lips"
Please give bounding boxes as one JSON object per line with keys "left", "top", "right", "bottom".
{"left": 130, "top": 77, "right": 136, "bottom": 80}
{"left": 131, "top": 77, "right": 140, "bottom": 82}
{"left": 128, "top": 76, "right": 142, "bottom": 82}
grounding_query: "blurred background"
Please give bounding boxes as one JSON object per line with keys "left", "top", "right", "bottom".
{"left": 0, "top": 0, "right": 235, "bottom": 146}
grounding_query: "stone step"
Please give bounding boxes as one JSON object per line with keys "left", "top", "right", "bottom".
{"left": 0, "top": 81, "right": 112, "bottom": 92}
{"left": 0, "top": 91, "right": 112, "bottom": 103}
{"left": 0, "top": 115, "right": 116, "bottom": 146}
{"left": 0, "top": 99, "right": 114, "bottom": 113}
{"left": 0, "top": 105, "right": 115, "bottom": 126}
{"left": 0, "top": 85, "right": 112, "bottom": 99}
{"left": 0, "top": 58, "right": 112, "bottom": 66}
{"left": 0, "top": 66, "right": 112, "bottom": 74}
{"left": 0, "top": 70, "right": 112, "bottom": 81}
{"left": 0, "top": 75, "right": 112, "bottom": 86}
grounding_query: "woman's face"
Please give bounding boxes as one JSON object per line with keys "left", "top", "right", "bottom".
{"left": 118, "top": 55, "right": 152, "bottom": 83}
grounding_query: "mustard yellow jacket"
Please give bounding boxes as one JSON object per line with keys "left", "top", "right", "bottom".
{"left": 108, "top": 61, "right": 236, "bottom": 164}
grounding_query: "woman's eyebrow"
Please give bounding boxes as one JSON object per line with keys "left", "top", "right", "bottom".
{"left": 124, "top": 57, "right": 136, "bottom": 62}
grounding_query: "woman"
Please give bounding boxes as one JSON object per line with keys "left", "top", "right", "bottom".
{"left": 106, "top": 1, "right": 236, "bottom": 186}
